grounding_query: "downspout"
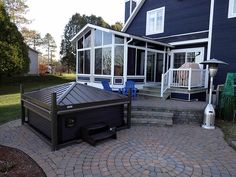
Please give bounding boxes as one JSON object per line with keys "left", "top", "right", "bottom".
{"left": 124, "top": 38, "right": 133, "bottom": 85}
{"left": 127, "top": 38, "right": 133, "bottom": 44}
{"left": 206, "top": 0, "right": 215, "bottom": 88}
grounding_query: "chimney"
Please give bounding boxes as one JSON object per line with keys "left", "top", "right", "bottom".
{"left": 125, "top": 0, "right": 137, "bottom": 23}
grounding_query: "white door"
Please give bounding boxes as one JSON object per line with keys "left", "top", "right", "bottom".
{"left": 171, "top": 47, "right": 205, "bottom": 69}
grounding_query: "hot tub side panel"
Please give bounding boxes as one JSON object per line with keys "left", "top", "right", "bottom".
{"left": 28, "top": 110, "right": 52, "bottom": 139}
{"left": 58, "top": 105, "right": 124, "bottom": 143}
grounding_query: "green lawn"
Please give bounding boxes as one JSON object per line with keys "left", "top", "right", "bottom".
{"left": 0, "top": 74, "right": 75, "bottom": 124}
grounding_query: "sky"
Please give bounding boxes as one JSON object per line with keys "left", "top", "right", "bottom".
{"left": 25, "top": 0, "right": 132, "bottom": 59}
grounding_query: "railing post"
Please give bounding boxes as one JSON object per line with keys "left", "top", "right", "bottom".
{"left": 127, "top": 89, "right": 132, "bottom": 129}
{"left": 51, "top": 93, "right": 58, "bottom": 151}
{"left": 168, "top": 69, "right": 172, "bottom": 88}
{"left": 188, "top": 68, "right": 192, "bottom": 90}
{"left": 20, "top": 84, "right": 25, "bottom": 125}
{"left": 161, "top": 74, "right": 164, "bottom": 97}
{"left": 204, "top": 69, "right": 208, "bottom": 88}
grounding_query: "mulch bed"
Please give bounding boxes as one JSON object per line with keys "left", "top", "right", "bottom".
{"left": 0, "top": 145, "right": 46, "bottom": 177}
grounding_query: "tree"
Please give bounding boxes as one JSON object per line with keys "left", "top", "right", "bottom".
{"left": 42, "top": 33, "right": 57, "bottom": 64}
{"left": 3, "top": 0, "right": 30, "bottom": 28}
{"left": 111, "top": 22, "right": 123, "bottom": 31}
{"left": 21, "top": 27, "right": 42, "bottom": 50}
{"left": 60, "top": 13, "right": 110, "bottom": 73}
{"left": 0, "top": 0, "right": 29, "bottom": 78}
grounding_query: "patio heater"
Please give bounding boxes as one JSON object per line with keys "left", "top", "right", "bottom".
{"left": 200, "top": 59, "right": 228, "bottom": 129}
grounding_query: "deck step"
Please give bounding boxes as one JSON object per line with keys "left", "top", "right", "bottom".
{"left": 81, "top": 123, "right": 117, "bottom": 146}
{"left": 138, "top": 86, "right": 170, "bottom": 100}
{"left": 88, "top": 131, "right": 117, "bottom": 146}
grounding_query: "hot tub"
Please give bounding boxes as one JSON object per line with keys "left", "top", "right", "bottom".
{"left": 21, "top": 82, "right": 131, "bottom": 150}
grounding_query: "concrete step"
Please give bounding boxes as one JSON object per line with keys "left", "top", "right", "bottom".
{"left": 131, "top": 118, "right": 173, "bottom": 126}
{"left": 129, "top": 105, "right": 203, "bottom": 125}
{"left": 124, "top": 110, "right": 174, "bottom": 126}
{"left": 131, "top": 110, "right": 173, "bottom": 118}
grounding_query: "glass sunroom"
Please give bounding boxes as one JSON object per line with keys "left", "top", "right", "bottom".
{"left": 70, "top": 24, "right": 173, "bottom": 90}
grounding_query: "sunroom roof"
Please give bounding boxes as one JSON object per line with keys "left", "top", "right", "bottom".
{"left": 70, "top": 24, "right": 173, "bottom": 48}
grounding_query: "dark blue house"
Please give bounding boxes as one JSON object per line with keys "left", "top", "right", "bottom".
{"left": 71, "top": 0, "right": 236, "bottom": 100}
{"left": 123, "top": 0, "right": 236, "bottom": 86}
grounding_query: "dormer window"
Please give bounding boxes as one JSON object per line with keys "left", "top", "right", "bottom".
{"left": 146, "top": 7, "right": 165, "bottom": 35}
{"left": 228, "top": 0, "right": 236, "bottom": 18}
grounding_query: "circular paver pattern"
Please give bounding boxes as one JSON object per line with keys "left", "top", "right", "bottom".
{"left": 0, "top": 120, "right": 236, "bottom": 177}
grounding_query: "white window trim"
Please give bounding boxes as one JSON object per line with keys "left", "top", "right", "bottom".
{"left": 228, "top": 0, "right": 236, "bottom": 18}
{"left": 170, "top": 47, "right": 205, "bottom": 69}
{"left": 146, "top": 7, "right": 165, "bottom": 35}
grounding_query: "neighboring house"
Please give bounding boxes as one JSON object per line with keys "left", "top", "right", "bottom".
{"left": 28, "top": 47, "right": 39, "bottom": 75}
{"left": 71, "top": 0, "right": 236, "bottom": 100}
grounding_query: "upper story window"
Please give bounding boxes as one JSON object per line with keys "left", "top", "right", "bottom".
{"left": 228, "top": 0, "right": 236, "bottom": 18}
{"left": 146, "top": 7, "right": 165, "bottom": 35}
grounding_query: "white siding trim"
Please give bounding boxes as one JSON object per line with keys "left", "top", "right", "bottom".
{"left": 228, "top": 0, "right": 236, "bottom": 18}
{"left": 71, "top": 24, "right": 173, "bottom": 48}
{"left": 145, "top": 30, "right": 209, "bottom": 40}
{"left": 169, "top": 38, "right": 209, "bottom": 46}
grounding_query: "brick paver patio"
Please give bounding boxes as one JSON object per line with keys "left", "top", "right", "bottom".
{"left": 0, "top": 120, "right": 236, "bottom": 177}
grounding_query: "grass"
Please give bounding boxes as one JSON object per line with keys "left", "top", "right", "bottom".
{"left": 0, "top": 74, "right": 75, "bottom": 124}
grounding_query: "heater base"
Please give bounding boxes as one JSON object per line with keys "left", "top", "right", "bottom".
{"left": 202, "top": 125, "right": 215, "bottom": 129}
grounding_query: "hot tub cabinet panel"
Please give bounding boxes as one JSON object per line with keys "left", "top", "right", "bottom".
{"left": 21, "top": 82, "right": 131, "bottom": 150}
{"left": 58, "top": 105, "right": 124, "bottom": 143}
{"left": 28, "top": 110, "right": 52, "bottom": 139}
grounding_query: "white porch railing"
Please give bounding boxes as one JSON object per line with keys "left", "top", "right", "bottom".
{"left": 161, "top": 68, "right": 206, "bottom": 97}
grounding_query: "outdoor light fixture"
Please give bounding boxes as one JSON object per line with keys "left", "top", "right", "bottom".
{"left": 200, "top": 58, "right": 228, "bottom": 129}
{"left": 167, "top": 48, "right": 171, "bottom": 56}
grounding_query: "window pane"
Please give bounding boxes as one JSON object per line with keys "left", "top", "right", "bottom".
{"left": 148, "top": 11, "right": 156, "bottom": 34}
{"left": 127, "top": 48, "right": 136, "bottom": 75}
{"left": 114, "top": 46, "right": 124, "bottom": 76}
{"left": 95, "top": 48, "right": 102, "bottom": 74}
{"left": 78, "top": 38, "right": 83, "bottom": 49}
{"left": 78, "top": 51, "right": 84, "bottom": 74}
{"left": 102, "top": 47, "right": 111, "bottom": 75}
{"left": 84, "top": 31, "right": 91, "bottom": 48}
{"left": 84, "top": 50, "right": 90, "bottom": 74}
{"left": 156, "top": 11, "right": 163, "bottom": 32}
{"left": 95, "top": 30, "right": 102, "bottom": 46}
{"left": 187, "top": 52, "right": 195, "bottom": 63}
{"left": 103, "top": 32, "right": 112, "bottom": 45}
{"left": 136, "top": 49, "right": 145, "bottom": 75}
{"left": 174, "top": 53, "right": 185, "bottom": 68}
{"left": 234, "top": 0, "right": 236, "bottom": 13}
{"left": 115, "top": 35, "right": 124, "bottom": 44}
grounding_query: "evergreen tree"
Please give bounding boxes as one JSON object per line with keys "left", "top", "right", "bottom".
{"left": 42, "top": 33, "right": 57, "bottom": 64}
{"left": 60, "top": 13, "right": 110, "bottom": 73}
{"left": 0, "top": 0, "right": 29, "bottom": 77}
{"left": 111, "top": 22, "right": 123, "bottom": 31}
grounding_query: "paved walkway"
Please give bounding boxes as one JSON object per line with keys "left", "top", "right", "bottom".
{"left": 1, "top": 120, "right": 236, "bottom": 177}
